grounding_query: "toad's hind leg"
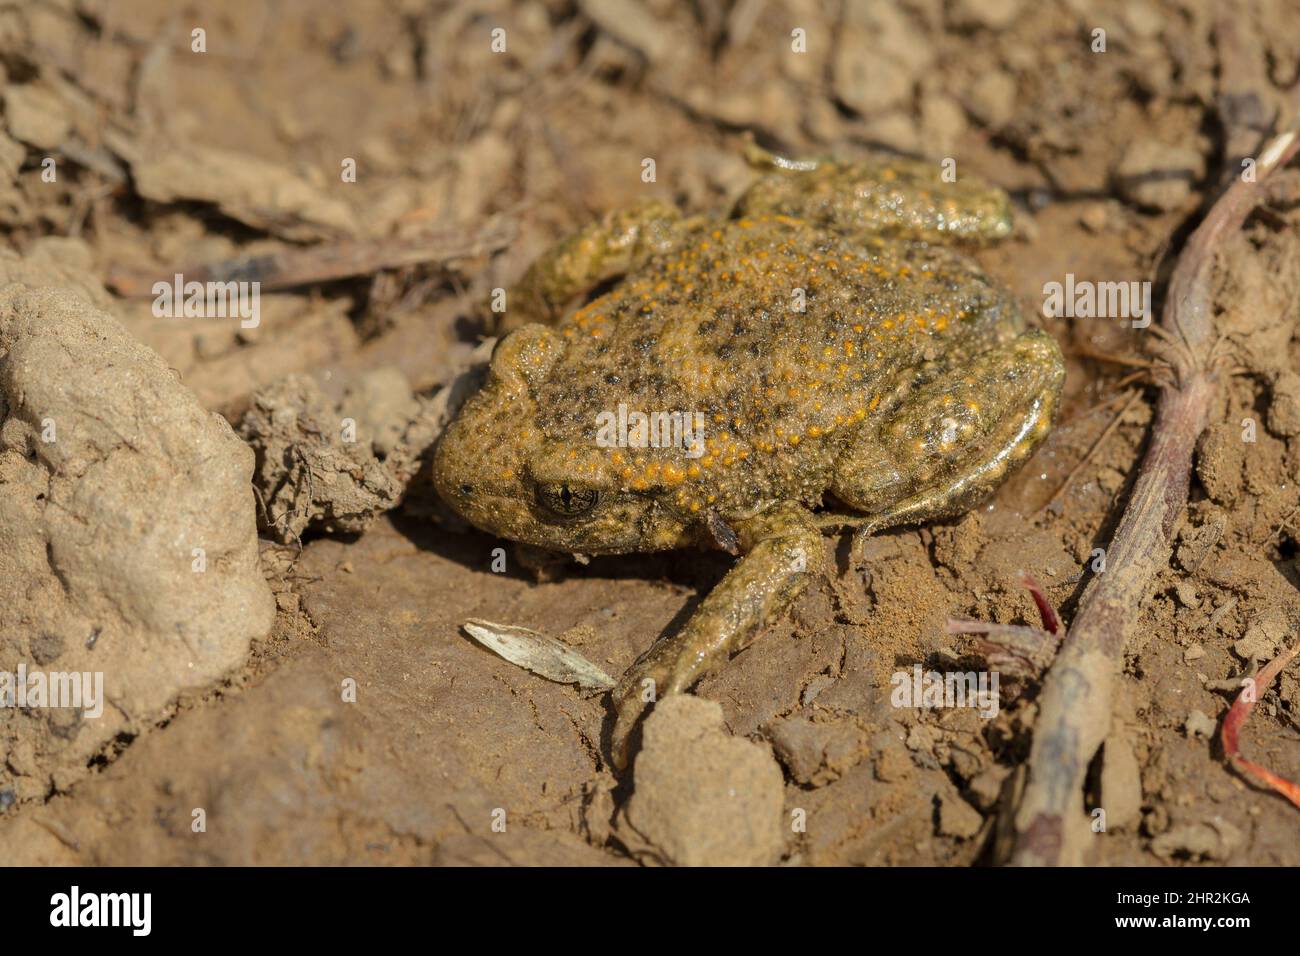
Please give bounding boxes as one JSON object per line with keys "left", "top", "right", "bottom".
{"left": 735, "top": 151, "right": 1015, "bottom": 246}
{"left": 609, "top": 501, "right": 826, "bottom": 768}
{"left": 831, "top": 330, "right": 1064, "bottom": 534}
{"left": 502, "top": 201, "right": 689, "bottom": 333}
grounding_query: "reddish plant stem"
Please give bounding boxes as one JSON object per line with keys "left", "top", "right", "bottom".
{"left": 1221, "top": 643, "right": 1300, "bottom": 809}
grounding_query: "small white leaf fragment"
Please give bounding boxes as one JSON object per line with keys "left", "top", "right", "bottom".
{"left": 462, "top": 619, "right": 616, "bottom": 691}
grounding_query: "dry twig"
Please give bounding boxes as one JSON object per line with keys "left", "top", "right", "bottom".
{"left": 105, "top": 216, "right": 516, "bottom": 297}
{"left": 1011, "top": 84, "right": 1300, "bottom": 866}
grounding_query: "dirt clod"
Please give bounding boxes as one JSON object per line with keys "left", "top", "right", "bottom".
{"left": 240, "top": 375, "right": 401, "bottom": 543}
{"left": 1114, "top": 139, "right": 1205, "bottom": 211}
{"left": 1100, "top": 734, "right": 1143, "bottom": 830}
{"left": 620, "top": 695, "right": 785, "bottom": 866}
{"left": 937, "top": 790, "right": 984, "bottom": 839}
{"left": 1234, "top": 609, "right": 1289, "bottom": 663}
{"left": 763, "top": 714, "right": 870, "bottom": 787}
{"left": 1150, "top": 818, "right": 1245, "bottom": 862}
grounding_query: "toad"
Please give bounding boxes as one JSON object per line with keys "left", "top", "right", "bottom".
{"left": 433, "top": 151, "right": 1065, "bottom": 766}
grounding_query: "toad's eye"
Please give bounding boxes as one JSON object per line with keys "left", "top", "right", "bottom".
{"left": 535, "top": 483, "right": 600, "bottom": 517}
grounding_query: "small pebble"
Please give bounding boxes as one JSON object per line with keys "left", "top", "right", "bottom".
{"left": 937, "top": 791, "right": 984, "bottom": 839}
{"left": 1174, "top": 581, "right": 1199, "bottom": 608}
{"left": 1184, "top": 710, "right": 1216, "bottom": 739}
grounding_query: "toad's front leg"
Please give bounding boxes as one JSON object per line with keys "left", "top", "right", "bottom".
{"left": 610, "top": 502, "right": 826, "bottom": 768}
{"left": 503, "top": 201, "right": 686, "bottom": 333}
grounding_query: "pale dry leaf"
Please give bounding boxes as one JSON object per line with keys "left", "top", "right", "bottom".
{"left": 462, "top": 619, "right": 616, "bottom": 690}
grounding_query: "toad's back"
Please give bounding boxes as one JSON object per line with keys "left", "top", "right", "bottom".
{"left": 528, "top": 215, "right": 1028, "bottom": 511}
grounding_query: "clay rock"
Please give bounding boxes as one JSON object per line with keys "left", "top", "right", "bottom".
{"left": 621, "top": 694, "right": 785, "bottom": 866}
{"left": 0, "top": 238, "right": 117, "bottom": 312}
{"left": 341, "top": 367, "right": 420, "bottom": 458}
{"left": 963, "top": 71, "right": 1018, "bottom": 130}
{"left": 1114, "top": 139, "right": 1204, "bottom": 212}
{"left": 832, "top": 4, "right": 931, "bottom": 118}
{"left": 130, "top": 141, "right": 358, "bottom": 242}
{"left": 0, "top": 280, "right": 274, "bottom": 803}
{"left": 3, "top": 83, "right": 70, "bottom": 150}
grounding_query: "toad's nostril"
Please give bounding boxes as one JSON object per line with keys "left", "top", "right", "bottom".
{"left": 459, "top": 484, "right": 473, "bottom": 495}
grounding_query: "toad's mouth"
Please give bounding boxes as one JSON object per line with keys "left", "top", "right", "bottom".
{"left": 444, "top": 485, "right": 694, "bottom": 556}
